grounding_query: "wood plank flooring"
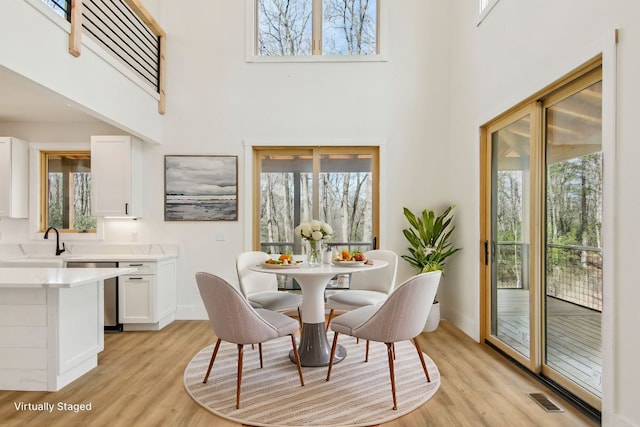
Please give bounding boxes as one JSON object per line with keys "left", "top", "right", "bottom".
{"left": 496, "top": 289, "right": 602, "bottom": 396}
{"left": 0, "top": 320, "right": 597, "bottom": 427}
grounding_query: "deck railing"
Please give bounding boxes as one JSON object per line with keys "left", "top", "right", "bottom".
{"left": 546, "top": 243, "right": 602, "bottom": 311}
{"left": 41, "top": 0, "right": 165, "bottom": 114}
{"left": 496, "top": 241, "right": 602, "bottom": 312}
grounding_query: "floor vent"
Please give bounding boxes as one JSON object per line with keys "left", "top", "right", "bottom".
{"left": 529, "top": 393, "right": 564, "bottom": 412}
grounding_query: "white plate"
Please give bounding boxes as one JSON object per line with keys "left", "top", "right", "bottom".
{"left": 260, "top": 262, "right": 301, "bottom": 269}
{"left": 333, "top": 260, "right": 366, "bottom": 267}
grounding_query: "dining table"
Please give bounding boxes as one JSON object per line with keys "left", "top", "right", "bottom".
{"left": 249, "top": 260, "right": 388, "bottom": 367}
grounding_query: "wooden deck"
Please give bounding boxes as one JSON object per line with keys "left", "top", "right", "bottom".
{"left": 496, "top": 288, "right": 602, "bottom": 397}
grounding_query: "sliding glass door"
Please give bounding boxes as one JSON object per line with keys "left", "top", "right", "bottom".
{"left": 482, "top": 63, "right": 602, "bottom": 410}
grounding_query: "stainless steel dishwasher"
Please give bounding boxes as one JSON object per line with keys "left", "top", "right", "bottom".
{"left": 67, "top": 261, "right": 122, "bottom": 332}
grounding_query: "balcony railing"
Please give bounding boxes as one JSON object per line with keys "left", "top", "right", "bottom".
{"left": 496, "top": 242, "right": 602, "bottom": 312}
{"left": 41, "top": 0, "right": 165, "bottom": 114}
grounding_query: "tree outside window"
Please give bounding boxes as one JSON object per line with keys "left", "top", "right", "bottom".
{"left": 256, "top": 0, "right": 378, "bottom": 56}
{"left": 41, "top": 151, "right": 97, "bottom": 233}
{"left": 255, "top": 147, "right": 378, "bottom": 255}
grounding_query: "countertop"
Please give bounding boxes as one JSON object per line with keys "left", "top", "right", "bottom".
{"left": 0, "top": 267, "right": 137, "bottom": 288}
{"left": 0, "top": 243, "right": 178, "bottom": 265}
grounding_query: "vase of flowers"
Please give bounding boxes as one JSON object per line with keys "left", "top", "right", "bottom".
{"left": 295, "top": 220, "right": 333, "bottom": 267}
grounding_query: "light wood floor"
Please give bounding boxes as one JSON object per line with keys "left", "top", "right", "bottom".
{"left": 0, "top": 320, "right": 598, "bottom": 427}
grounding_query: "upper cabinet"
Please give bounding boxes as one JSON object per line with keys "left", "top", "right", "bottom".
{"left": 91, "top": 135, "right": 143, "bottom": 218}
{"left": 0, "top": 137, "right": 29, "bottom": 219}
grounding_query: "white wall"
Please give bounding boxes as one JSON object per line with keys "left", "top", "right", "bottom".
{"left": 152, "top": 0, "right": 454, "bottom": 317}
{"left": 447, "top": 0, "right": 640, "bottom": 425}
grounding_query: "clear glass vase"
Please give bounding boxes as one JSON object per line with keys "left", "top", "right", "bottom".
{"left": 306, "top": 240, "right": 322, "bottom": 267}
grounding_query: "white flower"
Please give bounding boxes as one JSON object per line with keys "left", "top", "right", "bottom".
{"left": 424, "top": 247, "right": 435, "bottom": 256}
{"left": 299, "top": 223, "right": 312, "bottom": 238}
{"left": 321, "top": 223, "right": 333, "bottom": 235}
{"left": 296, "top": 220, "right": 333, "bottom": 241}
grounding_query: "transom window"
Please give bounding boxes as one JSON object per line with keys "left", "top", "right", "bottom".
{"left": 39, "top": 151, "right": 97, "bottom": 233}
{"left": 253, "top": 0, "right": 380, "bottom": 58}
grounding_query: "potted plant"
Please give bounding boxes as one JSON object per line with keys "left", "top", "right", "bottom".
{"left": 401, "top": 205, "right": 461, "bottom": 331}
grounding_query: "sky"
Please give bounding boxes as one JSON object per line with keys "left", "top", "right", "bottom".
{"left": 165, "top": 156, "right": 237, "bottom": 196}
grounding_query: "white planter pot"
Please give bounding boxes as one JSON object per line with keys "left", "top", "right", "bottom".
{"left": 423, "top": 302, "right": 440, "bottom": 332}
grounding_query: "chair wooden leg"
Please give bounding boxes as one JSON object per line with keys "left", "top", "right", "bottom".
{"left": 326, "top": 332, "right": 340, "bottom": 381}
{"left": 258, "top": 342, "right": 263, "bottom": 368}
{"left": 203, "top": 338, "right": 221, "bottom": 383}
{"left": 297, "top": 307, "right": 303, "bottom": 332}
{"left": 392, "top": 342, "right": 396, "bottom": 360}
{"left": 236, "top": 344, "right": 244, "bottom": 409}
{"left": 413, "top": 337, "right": 431, "bottom": 382}
{"left": 325, "top": 309, "right": 335, "bottom": 332}
{"left": 365, "top": 340, "right": 370, "bottom": 362}
{"left": 386, "top": 342, "right": 398, "bottom": 410}
{"left": 290, "top": 334, "right": 304, "bottom": 386}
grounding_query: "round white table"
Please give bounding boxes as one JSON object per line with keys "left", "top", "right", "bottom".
{"left": 249, "top": 261, "right": 388, "bottom": 367}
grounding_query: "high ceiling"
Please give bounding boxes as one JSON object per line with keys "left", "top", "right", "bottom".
{"left": 0, "top": 66, "right": 101, "bottom": 123}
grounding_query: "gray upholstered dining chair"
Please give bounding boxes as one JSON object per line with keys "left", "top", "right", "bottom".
{"left": 195, "top": 272, "right": 304, "bottom": 409}
{"left": 325, "top": 249, "right": 398, "bottom": 331}
{"left": 237, "top": 251, "right": 303, "bottom": 326}
{"left": 325, "top": 271, "right": 441, "bottom": 410}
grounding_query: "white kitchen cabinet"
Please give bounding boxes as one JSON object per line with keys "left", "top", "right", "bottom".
{"left": 118, "top": 258, "right": 177, "bottom": 331}
{"left": 0, "top": 137, "right": 29, "bottom": 218}
{"left": 90, "top": 135, "right": 143, "bottom": 217}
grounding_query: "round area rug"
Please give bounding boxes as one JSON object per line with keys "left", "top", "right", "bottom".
{"left": 183, "top": 333, "right": 440, "bottom": 427}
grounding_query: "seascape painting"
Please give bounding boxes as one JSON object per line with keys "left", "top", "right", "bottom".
{"left": 164, "top": 155, "right": 238, "bottom": 221}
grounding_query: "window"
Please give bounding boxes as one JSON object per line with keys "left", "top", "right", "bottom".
{"left": 42, "top": 0, "right": 70, "bottom": 20}
{"left": 253, "top": 146, "right": 379, "bottom": 254}
{"left": 40, "top": 151, "right": 97, "bottom": 233}
{"left": 252, "top": 0, "right": 381, "bottom": 59}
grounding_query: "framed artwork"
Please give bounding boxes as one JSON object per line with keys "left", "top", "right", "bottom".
{"left": 164, "top": 155, "right": 238, "bottom": 221}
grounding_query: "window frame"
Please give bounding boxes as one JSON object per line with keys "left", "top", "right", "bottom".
{"left": 29, "top": 143, "right": 104, "bottom": 241}
{"left": 39, "top": 149, "right": 97, "bottom": 234}
{"left": 244, "top": 138, "right": 386, "bottom": 252}
{"left": 246, "top": 0, "right": 387, "bottom": 63}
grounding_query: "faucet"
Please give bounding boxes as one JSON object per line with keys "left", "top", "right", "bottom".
{"left": 44, "top": 227, "right": 66, "bottom": 256}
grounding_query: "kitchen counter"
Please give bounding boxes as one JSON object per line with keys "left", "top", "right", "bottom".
{"left": 0, "top": 267, "right": 136, "bottom": 288}
{"left": 0, "top": 267, "right": 136, "bottom": 392}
